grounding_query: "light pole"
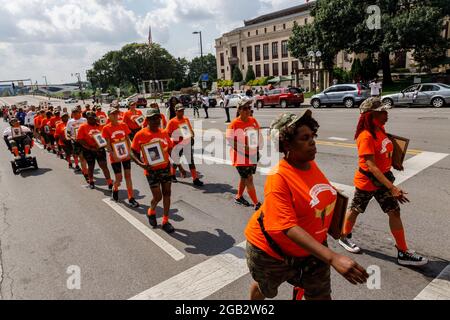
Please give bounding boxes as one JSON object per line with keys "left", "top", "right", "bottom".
{"left": 71, "top": 73, "right": 85, "bottom": 104}
{"left": 308, "top": 50, "right": 322, "bottom": 93}
{"left": 193, "top": 31, "right": 204, "bottom": 76}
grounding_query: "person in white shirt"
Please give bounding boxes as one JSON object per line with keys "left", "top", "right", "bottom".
{"left": 202, "top": 94, "right": 210, "bottom": 119}
{"left": 66, "top": 108, "right": 88, "bottom": 176}
{"left": 3, "top": 118, "right": 33, "bottom": 159}
{"left": 369, "top": 78, "right": 382, "bottom": 97}
{"left": 24, "top": 106, "right": 36, "bottom": 130}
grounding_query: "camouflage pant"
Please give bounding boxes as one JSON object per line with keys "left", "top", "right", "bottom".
{"left": 146, "top": 166, "right": 172, "bottom": 188}
{"left": 246, "top": 242, "right": 331, "bottom": 299}
{"left": 236, "top": 165, "right": 257, "bottom": 179}
{"left": 351, "top": 187, "right": 400, "bottom": 214}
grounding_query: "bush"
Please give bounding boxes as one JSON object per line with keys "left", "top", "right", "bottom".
{"left": 217, "top": 79, "right": 234, "bottom": 88}
{"left": 232, "top": 67, "right": 243, "bottom": 83}
{"left": 245, "top": 66, "right": 256, "bottom": 84}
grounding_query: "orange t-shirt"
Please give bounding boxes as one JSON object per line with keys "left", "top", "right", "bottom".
{"left": 102, "top": 122, "right": 132, "bottom": 163}
{"left": 49, "top": 116, "right": 62, "bottom": 135}
{"left": 354, "top": 129, "right": 394, "bottom": 191}
{"left": 34, "top": 115, "right": 43, "bottom": 129}
{"left": 166, "top": 116, "right": 194, "bottom": 146}
{"left": 245, "top": 160, "right": 337, "bottom": 260}
{"left": 131, "top": 128, "right": 173, "bottom": 174}
{"left": 123, "top": 109, "right": 143, "bottom": 130}
{"left": 41, "top": 118, "right": 52, "bottom": 134}
{"left": 226, "top": 117, "right": 260, "bottom": 167}
{"left": 96, "top": 111, "right": 108, "bottom": 126}
{"left": 77, "top": 123, "right": 103, "bottom": 149}
{"left": 54, "top": 122, "right": 68, "bottom": 146}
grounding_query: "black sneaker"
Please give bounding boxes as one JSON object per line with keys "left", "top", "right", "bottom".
{"left": 89, "top": 182, "right": 95, "bottom": 190}
{"left": 84, "top": 174, "right": 90, "bottom": 184}
{"left": 339, "top": 236, "right": 362, "bottom": 254}
{"left": 162, "top": 222, "right": 175, "bottom": 234}
{"left": 112, "top": 190, "right": 119, "bottom": 202}
{"left": 68, "top": 163, "right": 73, "bottom": 169}
{"left": 398, "top": 249, "right": 428, "bottom": 266}
{"left": 171, "top": 176, "right": 178, "bottom": 183}
{"left": 193, "top": 179, "right": 204, "bottom": 187}
{"left": 60, "top": 154, "right": 64, "bottom": 160}
{"left": 53, "top": 149, "right": 57, "bottom": 154}
{"left": 128, "top": 198, "right": 140, "bottom": 208}
{"left": 74, "top": 166, "right": 81, "bottom": 173}
{"left": 235, "top": 197, "right": 252, "bottom": 207}
{"left": 148, "top": 215, "right": 157, "bottom": 228}
{"left": 255, "top": 202, "right": 262, "bottom": 211}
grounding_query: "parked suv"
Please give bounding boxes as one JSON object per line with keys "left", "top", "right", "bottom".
{"left": 255, "top": 87, "right": 304, "bottom": 108}
{"left": 310, "top": 84, "right": 370, "bottom": 108}
{"left": 136, "top": 97, "right": 147, "bottom": 108}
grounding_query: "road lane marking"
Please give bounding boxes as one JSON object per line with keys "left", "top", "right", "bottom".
{"left": 394, "top": 151, "right": 448, "bottom": 185}
{"left": 130, "top": 242, "right": 247, "bottom": 300}
{"left": 329, "top": 137, "right": 349, "bottom": 141}
{"left": 102, "top": 198, "right": 185, "bottom": 262}
{"left": 415, "top": 264, "right": 450, "bottom": 300}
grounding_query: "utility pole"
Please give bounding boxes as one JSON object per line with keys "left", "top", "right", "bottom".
{"left": 193, "top": 31, "right": 205, "bottom": 92}
{"left": 72, "top": 73, "right": 85, "bottom": 104}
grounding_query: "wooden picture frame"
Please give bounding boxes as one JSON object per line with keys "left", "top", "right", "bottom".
{"left": 179, "top": 123, "right": 192, "bottom": 140}
{"left": 112, "top": 140, "right": 130, "bottom": 161}
{"left": 134, "top": 115, "right": 145, "bottom": 128}
{"left": 246, "top": 129, "right": 259, "bottom": 149}
{"left": 387, "top": 133, "right": 410, "bottom": 170}
{"left": 93, "top": 133, "right": 107, "bottom": 148}
{"left": 328, "top": 190, "right": 349, "bottom": 240}
{"left": 141, "top": 141, "right": 168, "bottom": 168}
{"left": 11, "top": 127, "right": 23, "bottom": 138}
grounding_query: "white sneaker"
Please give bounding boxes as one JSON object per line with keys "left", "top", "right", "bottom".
{"left": 339, "top": 236, "right": 362, "bottom": 254}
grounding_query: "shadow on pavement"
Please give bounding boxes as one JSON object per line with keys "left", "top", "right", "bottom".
{"left": 170, "top": 228, "right": 236, "bottom": 256}
{"left": 19, "top": 167, "right": 52, "bottom": 177}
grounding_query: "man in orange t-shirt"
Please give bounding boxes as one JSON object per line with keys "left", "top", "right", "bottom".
{"left": 77, "top": 111, "right": 113, "bottom": 190}
{"left": 143, "top": 103, "right": 167, "bottom": 129}
{"left": 50, "top": 110, "right": 63, "bottom": 158}
{"left": 102, "top": 107, "right": 139, "bottom": 208}
{"left": 33, "top": 109, "right": 45, "bottom": 141}
{"left": 226, "top": 99, "right": 262, "bottom": 210}
{"left": 339, "top": 98, "right": 427, "bottom": 266}
{"left": 123, "top": 101, "right": 143, "bottom": 139}
{"left": 131, "top": 108, "right": 175, "bottom": 233}
{"left": 95, "top": 106, "right": 108, "bottom": 127}
{"left": 40, "top": 111, "right": 56, "bottom": 153}
{"left": 166, "top": 104, "right": 204, "bottom": 186}
{"left": 245, "top": 111, "right": 368, "bottom": 301}
{"left": 54, "top": 113, "right": 74, "bottom": 168}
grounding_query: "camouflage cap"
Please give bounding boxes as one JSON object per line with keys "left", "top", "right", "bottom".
{"left": 145, "top": 108, "right": 161, "bottom": 118}
{"left": 359, "top": 97, "right": 391, "bottom": 114}
{"left": 107, "top": 107, "right": 120, "bottom": 116}
{"left": 175, "top": 103, "right": 185, "bottom": 111}
{"left": 237, "top": 97, "right": 252, "bottom": 108}
{"left": 270, "top": 110, "right": 313, "bottom": 144}
{"left": 85, "top": 111, "right": 97, "bottom": 119}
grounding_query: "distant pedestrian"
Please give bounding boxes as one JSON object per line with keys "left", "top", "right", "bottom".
{"left": 202, "top": 94, "right": 210, "bottom": 119}
{"left": 224, "top": 92, "right": 231, "bottom": 123}
{"left": 369, "top": 78, "right": 382, "bottom": 97}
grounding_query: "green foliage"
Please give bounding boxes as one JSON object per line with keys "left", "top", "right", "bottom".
{"left": 217, "top": 79, "right": 234, "bottom": 88}
{"left": 350, "top": 59, "right": 363, "bottom": 81}
{"left": 332, "top": 67, "right": 352, "bottom": 83}
{"left": 245, "top": 66, "right": 256, "bottom": 84}
{"left": 247, "top": 77, "right": 269, "bottom": 86}
{"left": 189, "top": 54, "right": 218, "bottom": 82}
{"left": 360, "top": 56, "right": 380, "bottom": 81}
{"left": 232, "top": 66, "right": 243, "bottom": 83}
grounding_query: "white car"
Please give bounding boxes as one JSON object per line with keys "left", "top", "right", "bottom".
{"left": 221, "top": 94, "right": 246, "bottom": 108}
{"left": 119, "top": 99, "right": 129, "bottom": 108}
{"left": 65, "top": 98, "right": 78, "bottom": 104}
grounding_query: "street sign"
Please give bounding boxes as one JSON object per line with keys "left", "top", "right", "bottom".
{"left": 202, "top": 81, "right": 207, "bottom": 89}
{"left": 200, "top": 73, "right": 209, "bottom": 82}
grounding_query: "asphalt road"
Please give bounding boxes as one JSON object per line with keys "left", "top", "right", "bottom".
{"left": 0, "top": 95, "right": 449, "bottom": 300}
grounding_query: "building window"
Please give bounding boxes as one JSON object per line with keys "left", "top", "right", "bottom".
{"left": 220, "top": 53, "right": 224, "bottom": 66}
{"left": 292, "top": 60, "right": 299, "bottom": 72}
{"left": 247, "top": 46, "right": 253, "bottom": 62}
{"left": 281, "top": 40, "right": 289, "bottom": 58}
{"left": 231, "top": 46, "right": 238, "bottom": 58}
{"left": 221, "top": 69, "right": 225, "bottom": 74}
{"left": 255, "top": 65, "right": 261, "bottom": 77}
{"left": 255, "top": 45, "right": 261, "bottom": 61}
{"left": 264, "top": 64, "right": 270, "bottom": 77}
{"left": 256, "top": 29, "right": 259, "bottom": 35}
{"left": 273, "top": 63, "right": 279, "bottom": 76}
{"left": 248, "top": 32, "right": 250, "bottom": 37}
{"left": 305, "top": 18, "right": 308, "bottom": 25}
{"left": 273, "top": 25, "right": 276, "bottom": 32}
{"left": 283, "top": 23, "right": 286, "bottom": 29}
{"left": 282, "top": 62, "right": 289, "bottom": 76}
{"left": 272, "top": 42, "right": 278, "bottom": 59}
{"left": 264, "top": 27, "right": 267, "bottom": 34}
{"left": 263, "top": 43, "right": 269, "bottom": 60}
{"left": 242, "top": 48, "right": 244, "bottom": 53}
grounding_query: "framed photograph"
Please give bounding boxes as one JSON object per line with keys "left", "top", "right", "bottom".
{"left": 134, "top": 115, "right": 145, "bottom": 127}
{"left": 112, "top": 140, "right": 130, "bottom": 161}
{"left": 387, "top": 133, "right": 410, "bottom": 170}
{"left": 141, "top": 141, "right": 168, "bottom": 167}
{"left": 328, "top": 190, "right": 349, "bottom": 240}
{"left": 98, "top": 117, "right": 107, "bottom": 126}
{"left": 44, "top": 125, "right": 51, "bottom": 134}
{"left": 246, "top": 129, "right": 259, "bottom": 149}
{"left": 11, "top": 127, "right": 23, "bottom": 138}
{"left": 93, "top": 133, "right": 107, "bottom": 148}
{"left": 179, "top": 124, "right": 192, "bottom": 140}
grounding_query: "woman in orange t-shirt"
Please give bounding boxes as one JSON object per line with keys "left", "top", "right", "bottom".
{"left": 245, "top": 111, "right": 368, "bottom": 301}
{"left": 131, "top": 108, "right": 175, "bottom": 234}
{"left": 339, "top": 98, "right": 427, "bottom": 266}
{"left": 226, "top": 99, "right": 262, "bottom": 210}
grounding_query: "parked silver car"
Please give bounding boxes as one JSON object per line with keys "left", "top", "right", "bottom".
{"left": 382, "top": 83, "right": 450, "bottom": 108}
{"left": 310, "top": 84, "right": 370, "bottom": 108}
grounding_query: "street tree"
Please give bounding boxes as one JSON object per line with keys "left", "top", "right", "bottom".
{"left": 245, "top": 66, "right": 256, "bottom": 84}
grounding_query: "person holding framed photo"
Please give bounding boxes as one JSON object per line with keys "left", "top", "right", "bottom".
{"left": 226, "top": 99, "right": 262, "bottom": 210}
{"left": 77, "top": 111, "right": 113, "bottom": 190}
{"left": 50, "top": 110, "right": 63, "bottom": 159}
{"left": 131, "top": 108, "right": 175, "bottom": 234}
{"left": 245, "top": 111, "right": 369, "bottom": 301}
{"left": 95, "top": 106, "right": 108, "bottom": 128}
{"left": 54, "top": 113, "right": 75, "bottom": 169}
{"left": 339, "top": 98, "right": 428, "bottom": 267}
{"left": 102, "top": 107, "right": 139, "bottom": 208}
{"left": 66, "top": 108, "right": 88, "bottom": 178}
{"left": 166, "top": 104, "right": 204, "bottom": 187}
{"left": 123, "top": 101, "right": 144, "bottom": 140}
{"left": 40, "top": 111, "right": 56, "bottom": 153}
{"left": 144, "top": 103, "right": 167, "bottom": 129}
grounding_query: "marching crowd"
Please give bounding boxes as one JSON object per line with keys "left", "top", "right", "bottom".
{"left": 1, "top": 96, "right": 428, "bottom": 300}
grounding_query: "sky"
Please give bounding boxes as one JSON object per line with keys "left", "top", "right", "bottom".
{"left": 0, "top": 0, "right": 305, "bottom": 85}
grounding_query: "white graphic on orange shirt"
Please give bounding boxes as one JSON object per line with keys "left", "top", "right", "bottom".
{"left": 381, "top": 137, "right": 392, "bottom": 154}
{"left": 309, "top": 184, "right": 337, "bottom": 208}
